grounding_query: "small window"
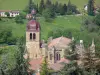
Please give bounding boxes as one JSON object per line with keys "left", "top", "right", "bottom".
{"left": 30, "top": 33, "right": 32, "bottom": 40}
{"left": 56, "top": 53, "right": 60, "bottom": 61}
{"left": 50, "top": 54, "right": 52, "bottom": 60}
{"left": 33, "top": 33, "right": 36, "bottom": 40}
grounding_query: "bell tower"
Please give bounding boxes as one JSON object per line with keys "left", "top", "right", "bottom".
{"left": 26, "top": 9, "right": 41, "bottom": 59}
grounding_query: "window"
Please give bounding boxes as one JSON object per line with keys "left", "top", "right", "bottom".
{"left": 33, "top": 33, "right": 36, "bottom": 40}
{"left": 56, "top": 53, "right": 60, "bottom": 61}
{"left": 50, "top": 54, "right": 52, "bottom": 60}
{"left": 30, "top": 33, "right": 32, "bottom": 40}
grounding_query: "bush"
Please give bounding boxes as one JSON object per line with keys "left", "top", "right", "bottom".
{"left": 94, "top": 13, "right": 100, "bottom": 26}
{"left": 15, "top": 15, "right": 24, "bottom": 24}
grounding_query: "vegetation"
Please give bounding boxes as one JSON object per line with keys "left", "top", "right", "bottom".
{"left": 0, "top": 0, "right": 100, "bottom": 10}
{"left": 40, "top": 57, "right": 50, "bottom": 75}
{"left": 88, "top": 0, "right": 95, "bottom": 16}
{"left": 0, "top": 37, "right": 29, "bottom": 75}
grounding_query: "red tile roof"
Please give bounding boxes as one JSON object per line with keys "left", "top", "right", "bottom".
{"left": 48, "top": 36, "right": 71, "bottom": 48}
{"left": 27, "top": 20, "right": 40, "bottom": 32}
{"left": 29, "top": 57, "right": 70, "bottom": 71}
{"left": 0, "top": 10, "right": 19, "bottom": 13}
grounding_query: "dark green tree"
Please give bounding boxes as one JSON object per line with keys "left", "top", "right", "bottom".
{"left": 88, "top": 0, "right": 95, "bottom": 16}
{"left": 54, "top": 1, "right": 59, "bottom": 13}
{"left": 15, "top": 15, "right": 24, "bottom": 24}
{"left": 60, "top": 41, "right": 84, "bottom": 75}
{"left": 40, "top": 57, "right": 50, "bottom": 75}
{"left": 5, "top": 12, "right": 10, "bottom": 17}
{"left": 39, "top": 0, "right": 45, "bottom": 14}
{"left": 46, "top": 0, "right": 52, "bottom": 8}
{"left": 67, "top": 0, "right": 72, "bottom": 15}
{"left": 94, "top": 13, "right": 100, "bottom": 26}
{"left": 13, "top": 37, "right": 29, "bottom": 75}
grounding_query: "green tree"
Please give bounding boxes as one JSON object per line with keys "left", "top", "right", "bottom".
{"left": 60, "top": 41, "right": 83, "bottom": 75}
{"left": 15, "top": 15, "right": 24, "bottom": 24}
{"left": 88, "top": 0, "right": 95, "bottom": 16}
{"left": 67, "top": 0, "right": 72, "bottom": 15}
{"left": 5, "top": 12, "right": 10, "bottom": 17}
{"left": 42, "top": 7, "right": 55, "bottom": 22}
{"left": 40, "top": 57, "right": 50, "bottom": 75}
{"left": 94, "top": 13, "right": 100, "bottom": 26}
{"left": 39, "top": 0, "right": 45, "bottom": 14}
{"left": 13, "top": 37, "right": 29, "bottom": 75}
{"left": 46, "top": 0, "right": 52, "bottom": 8}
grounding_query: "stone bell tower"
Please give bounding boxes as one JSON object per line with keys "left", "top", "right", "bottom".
{"left": 26, "top": 9, "right": 41, "bottom": 59}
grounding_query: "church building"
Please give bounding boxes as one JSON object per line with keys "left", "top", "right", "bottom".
{"left": 26, "top": 9, "right": 96, "bottom": 75}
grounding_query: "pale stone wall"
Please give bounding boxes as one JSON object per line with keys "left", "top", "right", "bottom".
{"left": 26, "top": 31, "right": 41, "bottom": 59}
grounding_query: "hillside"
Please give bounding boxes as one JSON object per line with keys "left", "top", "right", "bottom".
{"left": 0, "top": 0, "right": 100, "bottom": 10}
{"left": 0, "top": 15, "right": 81, "bottom": 40}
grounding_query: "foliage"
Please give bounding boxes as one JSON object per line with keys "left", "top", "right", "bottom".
{"left": 0, "top": 25, "right": 16, "bottom": 45}
{"left": 88, "top": 0, "right": 95, "bottom": 16}
{"left": 0, "top": 46, "right": 17, "bottom": 75}
{"left": 24, "top": 0, "right": 38, "bottom": 13}
{"left": 42, "top": 8, "right": 55, "bottom": 22}
{"left": 39, "top": 0, "right": 45, "bottom": 14}
{"left": 82, "top": 48, "right": 100, "bottom": 74}
{"left": 11, "top": 37, "right": 29, "bottom": 75}
{"left": 15, "top": 15, "right": 24, "bottom": 24}
{"left": 5, "top": 12, "right": 10, "bottom": 17}
{"left": 60, "top": 41, "right": 83, "bottom": 75}
{"left": 94, "top": 13, "right": 100, "bottom": 26}
{"left": 40, "top": 57, "right": 50, "bottom": 75}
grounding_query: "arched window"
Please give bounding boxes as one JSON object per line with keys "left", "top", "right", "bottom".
{"left": 33, "top": 33, "right": 36, "bottom": 40}
{"left": 56, "top": 53, "right": 61, "bottom": 61}
{"left": 50, "top": 54, "right": 52, "bottom": 60}
{"left": 30, "top": 33, "right": 32, "bottom": 40}
{"left": 58, "top": 54, "right": 61, "bottom": 60}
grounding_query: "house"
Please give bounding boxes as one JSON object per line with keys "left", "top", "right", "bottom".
{"left": 0, "top": 10, "right": 20, "bottom": 17}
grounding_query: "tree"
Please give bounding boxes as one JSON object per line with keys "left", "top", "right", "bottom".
{"left": 94, "top": 13, "right": 100, "bottom": 26}
{"left": 5, "top": 12, "right": 10, "bottom": 17}
{"left": 88, "top": 0, "right": 95, "bottom": 16}
{"left": 24, "top": 0, "right": 37, "bottom": 13}
{"left": 15, "top": 15, "right": 24, "bottom": 24}
{"left": 46, "top": 0, "right": 52, "bottom": 8}
{"left": 82, "top": 48, "right": 100, "bottom": 74}
{"left": 60, "top": 41, "right": 83, "bottom": 75}
{"left": 67, "top": 0, "right": 72, "bottom": 15}
{"left": 42, "top": 7, "right": 56, "bottom": 22}
{"left": 40, "top": 57, "right": 50, "bottom": 75}
{"left": 39, "top": 0, "right": 45, "bottom": 14}
{"left": 13, "top": 37, "right": 29, "bottom": 75}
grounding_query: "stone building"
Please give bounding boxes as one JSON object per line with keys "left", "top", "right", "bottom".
{"left": 26, "top": 9, "right": 96, "bottom": 75}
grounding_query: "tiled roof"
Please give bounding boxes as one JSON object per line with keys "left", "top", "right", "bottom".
{"left": 48, "top": 36, "right": 71, "bottom": 49}
{"left": 29, "top": 58, "right": 43, "bottom": 70}
{"left": 0, "top": 10, "right": 19, "bottom": 13}
{"left": 27, "top": 20, "right": 40, "bottom": 32}
{"left": 29, "top": 58, "right": 70, "bottom": 71}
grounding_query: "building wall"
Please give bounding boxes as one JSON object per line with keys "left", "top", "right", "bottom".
{"left": 0, "top": 12, "right": 19, "bottom": 17}
{"left": 26, "top": 31, "right": 41, "bottom": 59}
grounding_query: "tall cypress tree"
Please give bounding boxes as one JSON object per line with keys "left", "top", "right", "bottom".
{"left": 67, "top": 0, "right": 72, "bottom": 15}
{"left": 88, "top": 0, "right": 95, "bottom": 16}
{"left": 28, "top": 0, "right": 33, "bottom": 13}
{"left": 39, "top": 0, "right": 45, "bottom": 14}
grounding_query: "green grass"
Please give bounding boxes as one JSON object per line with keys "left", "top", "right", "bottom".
{"left": 0, "top": 15, "right": 82, "bottom": 40}
{"left": 0, "top": 0, "right": 100, "bottom": 10}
